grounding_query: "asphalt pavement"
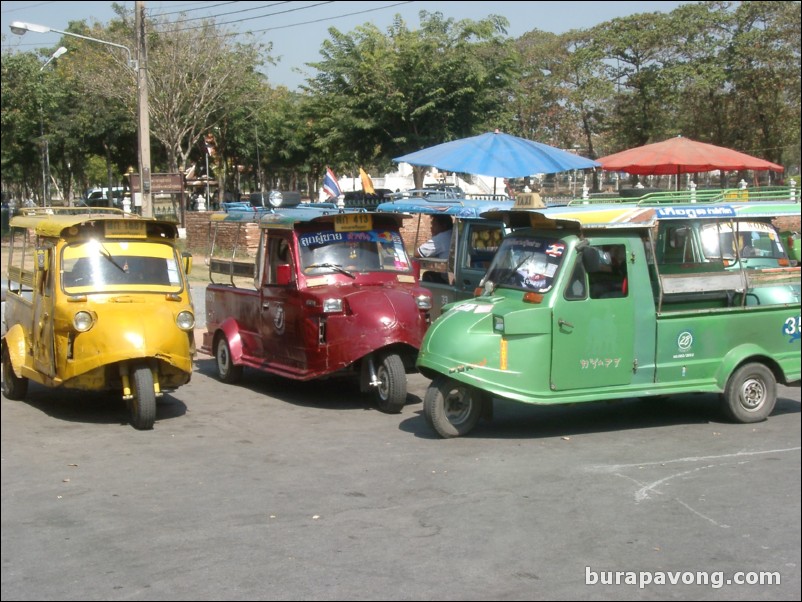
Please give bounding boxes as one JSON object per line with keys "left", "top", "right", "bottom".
{"left": 2, "top": 353, "right": 800, "bottom": 600}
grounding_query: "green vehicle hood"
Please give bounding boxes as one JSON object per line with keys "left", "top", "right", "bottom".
{"left": 418, "top": 293, "right": 552, "bottom": 372}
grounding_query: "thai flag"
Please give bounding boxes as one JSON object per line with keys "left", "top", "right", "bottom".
{"left": 323, "top": 167, "right": 342, "bottom": 199}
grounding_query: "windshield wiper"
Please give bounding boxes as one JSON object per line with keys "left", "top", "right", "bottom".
{"left": 305, "top": 263, "right": 356, "bottom": 279}
{"left": 491, "top": 252, "right": 535, "bottom": 291}
{"left": 98, "top": 243, "right": 128, "bottom": 273}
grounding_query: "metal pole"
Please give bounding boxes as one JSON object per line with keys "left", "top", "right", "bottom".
{"left": 39, "top": 109, "right": 47, "bottom": 206}
{"left": 44, "top": 137, "right": 51, "bottom": 206}
{"left": 136, "top": 2, "right": 152, "bottom": 216}
{"left": 205, "top": 151, "right": 210, "bottom": 206}
{"left": 38, "top": 47, "right": 66, "bottom": 207}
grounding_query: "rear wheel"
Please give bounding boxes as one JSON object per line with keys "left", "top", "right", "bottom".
{"left": 424, "top": 376, "right": 485, "bottom": 438}
{"left": 721, "top": 363, "right": 776, "bottom": 423}
{"left": 374, "top": 353, "right": 406, "bottom": 414}
{"left": 215, "top": 336, "right": 242, "bottom": 384}
{"left": 130, "top": 365, "right": 156, "bottom": 430}
{"left": 2, "top": 345, "right": 28, "bottom": 400}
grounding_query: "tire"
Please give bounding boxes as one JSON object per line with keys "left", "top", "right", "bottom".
{"left": 215, "top": 336, "right": 243, "bottom": 384}
{"left": 424, "top": 375, "right": 485, "bottom": 438}
{"left": 374, "top": 353, "right": 406, "bottom": 414}
{"left": 721, "top": 363, "right": 776, "bottom": 423}
{"left": 2, "top": 345, "right": 28, "bottom": 400}
{"left": 130, "top": 365, "right": 156, "bottom": 430}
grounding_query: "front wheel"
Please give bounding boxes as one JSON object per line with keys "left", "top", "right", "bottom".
{"left": 374, "top": 353, "right": 406, "bottom": 414}
{"left": 2, "top": 345, "right": 28, "bottom": 400}
{"left": 215, "top": 336, "right": 243, "bottom": 384}
{"left": 721, "top": 362, "right": 776, "bottom": 423}
{"left": 424, "top": 376, "right": 485, "bottom": 438}
{"left": 130, "top": 365, "right": 156, "bottom": 430}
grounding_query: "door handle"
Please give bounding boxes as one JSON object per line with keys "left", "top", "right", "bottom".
{"left": 558, "top": 318, "right": 574, "bottom": 329}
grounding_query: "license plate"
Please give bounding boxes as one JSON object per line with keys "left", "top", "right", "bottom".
{"left": 334, "top": 213, "right": 373, "bottom": 232}
{"left": 105, "top": 220, "right": 147, "bottom": 238}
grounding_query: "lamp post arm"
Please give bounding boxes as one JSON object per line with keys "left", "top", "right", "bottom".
{"left": 50, "top": 27, "right": 137, "bottom": 70}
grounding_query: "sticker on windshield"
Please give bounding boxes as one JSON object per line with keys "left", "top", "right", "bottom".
{"left": 546, "top": 243, "right": 565, "bottom": 257}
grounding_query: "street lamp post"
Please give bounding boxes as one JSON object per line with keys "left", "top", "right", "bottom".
{"left": 10, "top": 19, "right": 152, "bottom": 216}
{"left": 38, "top": 46, "right": 67, "bottom": 207}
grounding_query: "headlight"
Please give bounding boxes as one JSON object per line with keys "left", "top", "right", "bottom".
{"left": 176, "top": 310, "right": 195, "bottom": 331}
{"left": 415, "top": 294, "right": 432, "bottom": 310}
{"left": 322, "top": 298, "right": 343, "bottom": 313}
{"left": 493, "top": 315, "right": 504, "bottom": 333}
{"left": 73, "top": 311, "right": 95, "bottom": 332}
{"left": 268, "top": 190, "right": 284, "bottom": 207}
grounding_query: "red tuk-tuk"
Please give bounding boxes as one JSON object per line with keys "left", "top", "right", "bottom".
{"left": 201, "top": 197, "right": 432, "bottom": 412}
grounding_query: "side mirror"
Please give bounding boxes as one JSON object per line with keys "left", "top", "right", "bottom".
{"left": 182, "top": 251, "right": 193, "bottom": 276}
{"left": 780, "top": 231, "right": 801, "bottom": 264}
{"left": 35, "top": 248, "right": 50, "bottom": 291}
{"left": 36, "top": 248, "right": 50, "bottom": 270}
{"left": 581, "top": 246, "right": 611, "bottom": 273}
{"left": 276, "top": 263, "right": 292, "bottom": 285}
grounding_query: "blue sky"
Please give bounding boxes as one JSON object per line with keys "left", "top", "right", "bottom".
{"left": 2, "top": 0, "right": 692, "bottom": 89}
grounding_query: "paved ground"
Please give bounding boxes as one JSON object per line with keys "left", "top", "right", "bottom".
{"left": 2, "top": 351, "right": 800, "bottom": 600}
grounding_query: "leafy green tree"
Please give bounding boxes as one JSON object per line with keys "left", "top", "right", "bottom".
{"left": 3, "top": 2, "right": 799, "bottom": 203}
{"left": 503, "top": 30, "right": 568, "bottom": 144}
{"left": 722, "top": 1, "right": 800, "bottom": 167}
{"left": 593, "top": 11, "right": 686, "bottom": 151}
{"left": 305, "top": 11, "right": 516, "bottom": 186}
{"left": 1, "top": 51, "right": 50, "bottom": 202}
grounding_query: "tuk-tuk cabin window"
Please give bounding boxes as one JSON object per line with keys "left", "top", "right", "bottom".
{"left": 465, "top": 225, "right": 503, "bottom": 270}
{"left": 298, "top": 229, "right": 411, "bottom": 275}
{"left": 61, "top": 240, "right": 182, "bottom": 294}
{"left": 266, "top": 237, "right": 294, "bottom": 285}
{"left": 484, "top": 236, "right": 566, "bottom": 292}
{"left": 564, "top": 260, "right": 587, "bottom": 300}
{"left": 660, "top": 225, "right": 693, "bottom": 264}
{"left": 7, "top": 227, "right": 37, "bottom": 294}
{"left": 586, "top": 244, "right": 628, "bottom": 299}
{"left": 701, "top": 221, "right": 787, "bottom": 261}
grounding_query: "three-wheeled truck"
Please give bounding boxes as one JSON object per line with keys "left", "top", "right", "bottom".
{"left": 416, "top": 198, "right": 801, "bottom": 437}
{"left": 2, "top": 208, "right": 196, "bottom": 430}
{"left": 201, "top": 196, "right": 432, "bottom": 413}
{"left": 376, "top": 193, "right": 517, "bottom": 318}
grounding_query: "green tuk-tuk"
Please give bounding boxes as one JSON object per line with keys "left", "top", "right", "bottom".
{"left": 417, "top": 198, "right": 801, "bottom": 437}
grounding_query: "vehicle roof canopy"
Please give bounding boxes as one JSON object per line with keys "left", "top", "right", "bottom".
{"left": 376, "top": 196, "right": 516, "bottom": 219}
{"left": 484, "top": 200, "right": 801, "bottom": 232}
{"left": 209, "top": 208, "right": 408, "bottom": 229}
{"left": 9, "top": 207, "right": 179, "bottom": 239}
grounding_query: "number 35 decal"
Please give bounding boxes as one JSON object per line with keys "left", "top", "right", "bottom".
{"left": 783, "top": 316, "right": 801, "bottom": 342}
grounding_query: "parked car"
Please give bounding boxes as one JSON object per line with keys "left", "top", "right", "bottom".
{"left": 83, "top": 187, "right": 126, "bottom": 208}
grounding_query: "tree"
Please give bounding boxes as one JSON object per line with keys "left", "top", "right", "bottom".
{"left": 304, "top": 11, "right": 517, "bottom": 186}
{"left": 1, "top": 51, "right": 51, "bottom": 202}
{"left": 722, "top": 1, "right": 800, "bottom": 167}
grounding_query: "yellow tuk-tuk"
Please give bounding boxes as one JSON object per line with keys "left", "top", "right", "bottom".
{"left": 2, "top": 208, "right": 195, "bottom": 429}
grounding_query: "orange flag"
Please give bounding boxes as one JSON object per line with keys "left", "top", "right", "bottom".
{"left": 359, "top": 168, "right": 376, "bottom": 195}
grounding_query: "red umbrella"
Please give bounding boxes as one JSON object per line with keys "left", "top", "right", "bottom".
{"left": 597, "top": 136, "right": 783, "bottom": 188}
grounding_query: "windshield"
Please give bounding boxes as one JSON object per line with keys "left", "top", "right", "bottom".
{"left": 483, "top": 235, "right": 567, "bottom": 292}
{"left": 61, "top": 240, "right": 183, "bottom": 294}
{"left": 298, "top": 229, "right": 412, "bottom": 276}
{"left": 700, "top": 221, "right": 787, "bottom": 261}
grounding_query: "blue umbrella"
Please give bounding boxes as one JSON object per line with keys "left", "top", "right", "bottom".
{"left": 393, "top": 130, "right": 600, "bottom": 178}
